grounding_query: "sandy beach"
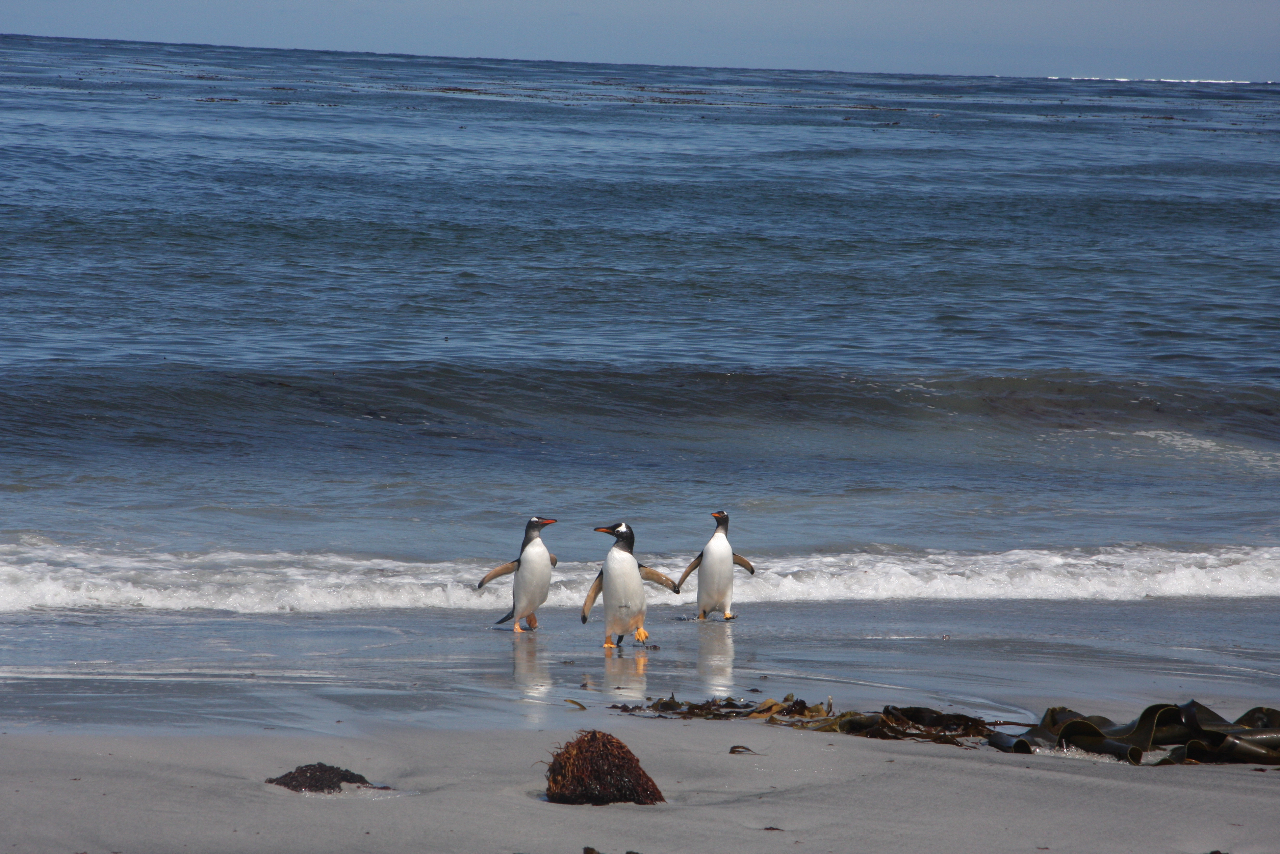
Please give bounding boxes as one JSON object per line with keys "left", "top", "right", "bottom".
{"left": 5, "top": 713, "right": 1278, "bottom": 854}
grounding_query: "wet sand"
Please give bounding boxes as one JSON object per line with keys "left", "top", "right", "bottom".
{"left": 3, "top": 599, "right": 1278, "bottom": 730}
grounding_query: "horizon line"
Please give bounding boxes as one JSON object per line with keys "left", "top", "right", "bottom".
{"left": 2, "top": 31, "right": 1275, "bottom": 87}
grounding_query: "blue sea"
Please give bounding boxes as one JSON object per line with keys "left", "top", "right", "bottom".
{"left": 1, "top": 34, "right": 1278, "bottom": 730}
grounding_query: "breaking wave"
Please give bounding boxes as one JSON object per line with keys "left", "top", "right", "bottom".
{"left": 2, "top": 538, "right": 1277, "bottom": 613}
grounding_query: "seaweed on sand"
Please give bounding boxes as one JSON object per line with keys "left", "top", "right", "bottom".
{"left": 988, "top": 701, "right": 1280, "bottom": 766}
{"left": 609, "top": 692, "right": 822, "bottom": 721}
{"left": 546, "top": 730, "right": 665, "bottom": 806}
{"left": 612, "top": 693, "right": 1280, "bottom": 766}
{"left": 611, "top": 693, "right": 993, "bottom": 746}
{"left": 266, "top": 762, "right": 389, "bottom": 793}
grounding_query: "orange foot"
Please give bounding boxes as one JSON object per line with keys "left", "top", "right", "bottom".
{"left": 513, "top": 623, "right": 525, "bottom": 633}
{"left": 635, "top": 627, "right": 650, "bottom": 643}
{"left": 524, "top": 613, "right": 538, "bottom": 630}
{"left": 603, "top": 638, "right": 616, "bottom": 648}
{"left": 724, "top": 612, "right": 736, "bottom": 620}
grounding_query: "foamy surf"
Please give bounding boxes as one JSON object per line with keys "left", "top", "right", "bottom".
{"left": 2, "top": 538, "right": 1277, "bottom": 613}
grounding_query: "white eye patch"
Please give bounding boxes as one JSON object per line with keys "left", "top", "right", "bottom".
{"left": 617, "top": 523, "right": 628, "bottom": 533}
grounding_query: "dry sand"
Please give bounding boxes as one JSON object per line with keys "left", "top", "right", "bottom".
{"left": 4, "top": 715, "right": 1277, "bottom": 854}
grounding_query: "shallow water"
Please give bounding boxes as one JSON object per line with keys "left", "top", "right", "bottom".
{"left": 2, "top": 600, "right": 1276, "bottom": 732}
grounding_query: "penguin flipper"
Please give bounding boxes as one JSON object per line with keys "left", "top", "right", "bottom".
{"left": 676, "top": 552, "right": 703, "bottom": 589}
{"left": 732, "top": 554, "right": 755, "bottom": 575}
{"left": 495, "top": 608, "right": 516, "bottom": 625}
{"left": 550, "top": 553, "right": 557, "bottom": 567}
{"left": 477, "top": 560, "right": 519, "bottom": 589}
{"left": 639, "top": 565, "right": 680, "bottom": 593}
{"left": 581, "top": 571, "right": 603, "bottom": 623}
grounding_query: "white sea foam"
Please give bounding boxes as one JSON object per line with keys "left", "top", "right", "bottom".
{"left": 2, "top": 538, "right": 1277, "bottom": 613}
{"left": 724, "top": 547, "right": 1280, "bottom": 603}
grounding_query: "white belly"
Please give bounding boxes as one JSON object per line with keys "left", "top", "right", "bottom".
{"left": 697, "top": 533, "right": 735, "bottom": 614}
{"left": 602, "top": 548, "right": 646, "bottom": 637}
{"left": 512, "top": 539, "right": 553, "bottom": 621}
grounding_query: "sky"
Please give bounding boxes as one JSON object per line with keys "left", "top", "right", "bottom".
{"left": 1, "top": 0, "right": 1277, "bottom": 81}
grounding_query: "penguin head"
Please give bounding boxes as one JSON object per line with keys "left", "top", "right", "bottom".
{"left": 594, "top": 521, "right": 635, "bottom": 553}
{"left": 522, "top": 516, "right": 556, "bottom": 546}
{"left": 711, "top": 510, "right": 729, "bottom": 532}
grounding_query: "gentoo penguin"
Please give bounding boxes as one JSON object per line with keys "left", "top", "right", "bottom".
{"left": 675, "top": 510, "right": 754, "bottom": 620}
{"left": 581, "top": 522, "right": 680, "bottom": 648}
{"left": 477, "top": 516, "right": 557, "bottom": 631}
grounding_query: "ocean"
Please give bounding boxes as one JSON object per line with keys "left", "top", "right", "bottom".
{"left": 1, "top": 34, "right": 1278, "bottom": 731}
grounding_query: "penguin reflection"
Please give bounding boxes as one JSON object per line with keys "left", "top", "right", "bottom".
{"left": 602, "top": 647, "right": 648, "bottom": 702}
{"left": 512, "top": 633, "right": 551, "bottom": 699}
{"left": 697, "top": 621, "right": 735, "bottom": 697}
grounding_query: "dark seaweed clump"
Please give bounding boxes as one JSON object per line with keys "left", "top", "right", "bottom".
{"left": 612, "top": 692, "right": 830, "bottom": 721}
{"left": 613, "top": 694, "right": 1280, "bottom": 766}
{"left": 266, "top": 762, "right": 377, "bottom": 793}
{"left": 546, "top": 730, "right": 664, "bottom": 806}
{"left": 615, "top": 693, "right": 995, "bottom": 746}
{"left": 987, "top": 701, "right": 1280, "bottom": 766}
{"left": 819, "top": 705, "right": 995, "bottom": 745}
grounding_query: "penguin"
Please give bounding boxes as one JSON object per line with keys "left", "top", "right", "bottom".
{"left": 477, "top": 516, "right": 557, "bottom": 631}
{"left": 675, "top": 510, "right": 754, "bottom": 620}
{"left": 581, "top": 522, "right": 680, "bottom": 648}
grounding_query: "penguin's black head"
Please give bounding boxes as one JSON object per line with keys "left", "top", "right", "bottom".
{"left": 711, "top": 510, "right": 729, "bottom": 531}
{"left": 594, "top": 521, "right": 635, "bottom": 553}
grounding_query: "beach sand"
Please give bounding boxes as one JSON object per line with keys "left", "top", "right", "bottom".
{"left": 5, "top": 713, "right": 1277, "bottom": 854}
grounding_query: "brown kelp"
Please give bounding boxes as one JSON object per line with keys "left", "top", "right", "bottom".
{"left": 611, "top": 695, "right": 1280, "bottom": 765}
{"left": 988, "top": 701, "right": 1280, "bottom": 766}
{"left": 610, "top": 692, "right": 832, "bottom": 721}
{"left": 546, "top": 730, "right": 665, "bottom": 806}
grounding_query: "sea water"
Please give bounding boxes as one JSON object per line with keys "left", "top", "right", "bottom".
{"left": 1, "top": 34, "right": 1278, "bottom": 730}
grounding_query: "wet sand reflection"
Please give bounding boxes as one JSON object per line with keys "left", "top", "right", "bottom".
{"left": 603, "top": 647, "right": 648, "bottom": 701}
{"left": 511, "top": 632, "right": 550, "bottom": 699}
{"left": 697, "top": 621, "right": 735, "bottom": 696}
